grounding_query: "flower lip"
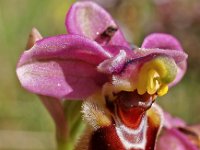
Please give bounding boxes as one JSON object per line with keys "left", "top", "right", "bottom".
{"left": 108, "top": 91, "right": 155, "bottom": 129}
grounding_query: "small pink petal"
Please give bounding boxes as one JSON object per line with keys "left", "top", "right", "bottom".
{"left": 98, "top": 50, "right": 127, "bottom": 74}
{"left": 141, "top": 33, "right": 183, "bottom": 51}
{"left": 132, "top": 48, "right": 187, "bottom": 64}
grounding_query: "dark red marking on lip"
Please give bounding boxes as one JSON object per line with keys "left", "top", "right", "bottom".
{"left": 116, "top": 91, "right": 153, "bottom": 129}
{"left": 89, "top": 124, "right": 125, "bottom": 150}
{"left": 117, "top": 106, "right": 145, "bottom": 129}
{"left": 89, "top": 124, "right": 144, "bottom": 150}
{"left": 88, "top": 115, "right": 159, "bottom": 150}
{"left": 145, "top": 113, "right": 160, "bottom": 150}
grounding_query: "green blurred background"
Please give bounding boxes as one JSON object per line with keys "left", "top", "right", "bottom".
{"left": 0, "top": 0, "right": 200, "bottom": 149}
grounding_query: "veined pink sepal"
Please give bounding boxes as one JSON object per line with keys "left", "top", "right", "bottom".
{"left": 16, "top": 34, "right": 110, "bottom": 100}
{"left": 66, "top": 1, "right": 130, "bottom": 48}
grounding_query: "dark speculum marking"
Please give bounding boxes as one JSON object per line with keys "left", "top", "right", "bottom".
{"left": 144, "top": 117, "right": 159, "bottom": 150}
{"left": 95, "top": 26, "right": 118, "bottom": 45}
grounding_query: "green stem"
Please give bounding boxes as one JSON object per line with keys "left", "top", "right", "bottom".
{"left": 39, "top": 96, "right": 68, "bottom": 149}
{"left": 57, "top": 112, "right": 85, "bottom": 150}
{"left": 40, "top": 97, "right": 85, "bottom": 150}
{"left": 57, "top": 140, "right": 73, "bottom": 150}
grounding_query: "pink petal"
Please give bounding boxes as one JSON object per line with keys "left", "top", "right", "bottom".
{"left": 16, "top": 34, "right": 109, "bottom": 100}
{"left": 141, "top": 33, "right": 183, "bottom": 51}
{"left": 157, "top": 129, "right": 198, "bottom": 150}
{"left": 163, "top": 112, "right": 186, "bottom": 129}
{"left": 65, "top": 1, "right": 130, "bottom": 48}
{"left": 141, "top": 33, "right": 187, "bottom": 87}
{"left": 97, "top": 50, "right": 127, "bottom": 74}
{"left": 97, "top": 45, "right": 134, "bottom": 74}
{"left": 179, "top": 125, "right": 200, "bottom": 147}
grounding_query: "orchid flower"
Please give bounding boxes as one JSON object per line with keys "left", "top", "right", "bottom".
{"left": 157, "top": 112, "right": 200, "bottom": 150}
{"left": 16, "top": 1, "right": 187, "bottom": 150}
